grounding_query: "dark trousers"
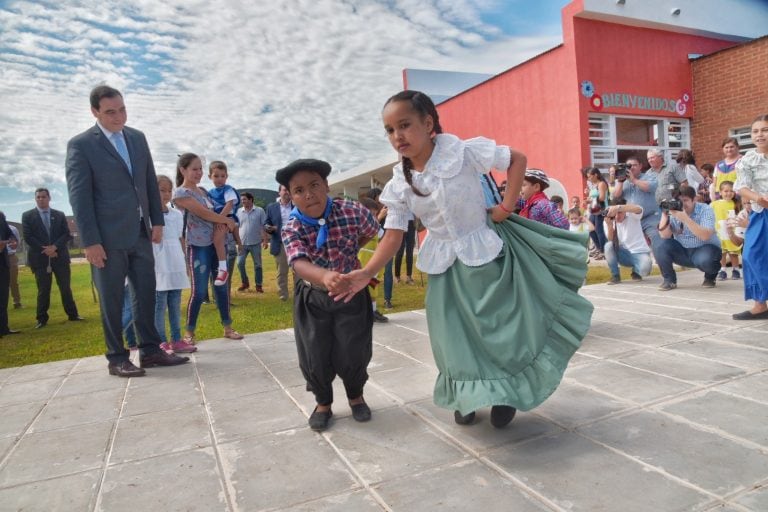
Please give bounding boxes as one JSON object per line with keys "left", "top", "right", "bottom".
{"left": 395, "top": 220, "right": 416, "bottom": 278}
{"left": 293, "top": 281, "right": 373, "bottom": 405}
{"left": 33, "top": 261, "right": 79, "bottom": 323}
{"left": 656, "top": 238, "right": 722, "bottom": 283}
{"left": 92, "top": 231, "right": 162, "bottom": 363}
{"left": 0, "top": 263, "right": 9, "bottom": 333}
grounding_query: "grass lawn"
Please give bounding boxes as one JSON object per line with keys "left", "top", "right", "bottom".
{"left": 1, "top": 253, "right": 642, "bottom": 369}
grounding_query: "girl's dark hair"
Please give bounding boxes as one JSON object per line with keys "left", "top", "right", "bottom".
{"left": 753, "top": 114, "right": 768, "bottom": 123}
{"left": 383, "top": 90, "right": 443, "bottom": 197}
{"left": 366, "top": 187, "right": 382, "bottom": 200}
{"left": 176, "top": 153, "right": 199, "bottom": 187}
{"left": 719, "top": 180, "right": 743, "bottom": 213}
{"left": 587, "top": 167, "right": 608, "bottom": 184}
{"left": 721, "top": 137, "right": 739, "bottom": 148}
{"left": 675, "top": 149, "right": 695, "bottom": 166}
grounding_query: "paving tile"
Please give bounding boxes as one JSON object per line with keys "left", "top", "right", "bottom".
{"left": 617, "top": 350, "right": 745, "bottom": 385}
{"left": 376, "top": 339, "right": 436, "bottom": 366}
{"left": 0, "top": 376, "right": 64, "bottom": 407}
{"left": 246, "top": 340, "right": 300, "bottom": 365}
{"left": 120, "top": 374, "right": 202, "bottom": 417}
{"left": 0, "top": 469, "right": 100, "bottom": 511}
{"left": 533, "top": 381, "right": 633, "bottom": 427}
{"left": 325, "top": 406, "right": 466, "bottom": 484}
{"left": 240, "top": 329, "right": 295, "bottom": 348}
{"left": 99, "top": 448, "right": 227, "bottom": 511}
{"left": 193, "top": 347, "right": 263, "bottom": 376}
{"left": 579, "top": 409, "right": 768, "bottom": 495}
{"left": 584, "top": 322, "right": 690, "bottom": 346}
{"left": 698, "top": 328, "right": 768, "bottom": 350}
{"left": 0, "top": 421, "right": 112, "bottom": 487}
{"left": 5, "top": 360, "right": 77, "bottom": 384}
{"left": 367, "top": 364, "right": 438, "bottom": 404}
{"left": 367, "top": 346, "right": 422, "bottom": 374}
{"left": 110, "top": 404, "right": 211, "bottom": 464}
{"left": 0, "top": 401, "right": 45, "bottom": 439}
{"left": 71, "top": 356, "right": 109, "bottom": 374}
{"left": 733, "top": 485, "right": 768, "bottom": 511}
{"left": 218, "top": 429, "right": 359, "bottom": 510}
{"left": 208, "top": 389, "right": 307, "bottom": 442}
{"left": 275, "top": 490, "right": 382, "bottom": 511}
{"left": 263, "top": 358, "right": 306, "bottom": 388}
{"left": 30, "top": 388, "right": 124, "bottom": 432}
{"left": 664, "top": 339, "right": 768, "bottom": 370}
{"left": 55, "top": 368, "right": 128, "bottom": 398}
{"left": 715, "top": 373, "right": 768, "bottom": 403}
{"left": 375, "top": 459, "right": 549, "bottom": 510}
{"left": 660, "top": 390, "right": 768, "bottom": 447}
{"left": 0, "top": 367, "right": 18, "bottom": 385}
{"left": 564, "top": 360, "right": 694, "bottom": 404}
{"left": 199, "top": 366, "right": 280, "bottom": 402}
{"left": 410, "top": 398, "right": 563, "bottom": 453}
{"left": 0, "top": 436, "right": 15, "bottom": 460}
{"left": 577, "top": 335, "right": 645, "bottom": 359}
{"left": 486, "top": 431, "right": 711, "bottom": 511}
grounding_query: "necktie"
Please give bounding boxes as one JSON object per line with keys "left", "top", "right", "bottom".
{"left": 42, "top": 210, "right": 51, "bottom": 233}
{"left": 112, "top": 132, "right": 132, "bottom": 174}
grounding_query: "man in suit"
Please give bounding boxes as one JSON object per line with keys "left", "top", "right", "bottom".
{"left": 264, "top": 185, "right": 293, "bottom": 301}
{"left": 21, "top": 188, "right": 82, "bottom": 329}
{"left": 66, "top": 85, "right": 188, "bottom": 377}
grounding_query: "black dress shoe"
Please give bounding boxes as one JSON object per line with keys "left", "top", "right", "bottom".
{"left": 68, "top": 316, "right": 85, "bottom": 321}
{"left": 350, "top": 401, "right": 372, "bottom": 422}
{"left": 490, "top": 405, "right": 517, "bottom": 428}
{"left": 308, "top": 407, "right": 333, "bottom": 431}
{"left": 108, "top": 360, "right": 146, "bottom": 377}
{"left": 35, "top": 321, "right": 47, "bottom": 329}
{"left": 140, "top": 351, "right": 189, "bottom": 367}
{"left": 453, "top": 410, "right": 476, "bottom": 425}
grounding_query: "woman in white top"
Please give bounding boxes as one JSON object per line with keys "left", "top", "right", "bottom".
{"left": 335, "top": 90, "right": 593, "bottom": 428}
{"left": 154, "top": 175, "right": 193, "bottom": 353}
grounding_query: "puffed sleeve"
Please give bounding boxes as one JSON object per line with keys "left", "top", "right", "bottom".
{"left": 733, "top": 154, "right": 752, "bottom": 192}
{"left": 379, "top": 169, "right": 410, "bottom": 231}
{"left": 463, "top": 137, "right": 511, "bottom": 174}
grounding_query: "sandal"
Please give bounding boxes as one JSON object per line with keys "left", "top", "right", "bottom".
{"left": 224, "top": 329, "right": 244, "bottom": 340}
{"left": 182, "top": 334, "right": 195, "bottom": 345}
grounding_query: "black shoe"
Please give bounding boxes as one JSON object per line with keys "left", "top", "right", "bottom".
{"left": 35, "top": 321, "right": 47, "bottom": 329}
{"left": 733, "top": 310, "right": 768, "bottom": 320}
{"left": 702, "top": 278, "right": 716, "bottom": 288}
{"left": 350, "top": 401, "right": 372, "bottom": 422}
{"left": 140, "top": 351, "right": 189, "bottom": 367}
{"left": 490, "top": 405, "right": 517, "bottom": 428}
{"left": 453, "top": 410, "right": 476, "bottom": 425}
{"left": 108, "top": 360, "right": 146, "bottom": 377}
{"left": 68, "top": 316, "right": 85, "bottom": 321}
{"left": 383, "top": 300, "right": 393, "bottom": 309}
{"left": 630, "top": 272, "right": 642, "bottom": 281}
{"left": 373, "top": 310, "right": 389, "bottom": 323}
{"left": 309, "top": 406, "right": 333, "bottom": 431}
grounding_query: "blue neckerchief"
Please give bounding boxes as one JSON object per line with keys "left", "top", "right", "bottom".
{"left": 290, "top": 197, "right": 333, "bottom": 249}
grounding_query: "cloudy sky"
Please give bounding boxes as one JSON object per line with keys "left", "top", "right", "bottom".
{"left": 0, "top": 0, "right": 568, "bottom": 222}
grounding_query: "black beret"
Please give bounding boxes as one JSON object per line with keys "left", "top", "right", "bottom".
{"left": 275, "top": 159, "right": 332, "bottom": 188}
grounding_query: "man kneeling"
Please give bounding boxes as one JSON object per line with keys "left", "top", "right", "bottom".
{"left": 603, "top": 199, "right": 652, "bottom": 284}
{"left": 656, "top": 185, "right": 722, "bottom": 291}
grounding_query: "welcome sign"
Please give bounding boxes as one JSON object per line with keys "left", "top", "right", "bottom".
{"left": 580, "top": 80, "right": 690, "bottom": 116}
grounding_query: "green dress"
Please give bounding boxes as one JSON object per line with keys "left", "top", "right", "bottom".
{"left": 426, "top": 214, "right": 593, "bottom": 415}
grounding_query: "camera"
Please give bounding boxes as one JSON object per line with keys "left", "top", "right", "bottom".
{"left": 613, "top": 163, "right": 630, "bottom": 182}
{"left": 659, "top": 199, "right": 683, "bottom": 211}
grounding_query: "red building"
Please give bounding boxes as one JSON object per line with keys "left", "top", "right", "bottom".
{"left": 430, "top": 0, "right": 741, "bottom": 200}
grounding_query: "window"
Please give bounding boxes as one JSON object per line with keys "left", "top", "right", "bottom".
{"left": 729, "top": 126, "right": 756, "bottom": 154}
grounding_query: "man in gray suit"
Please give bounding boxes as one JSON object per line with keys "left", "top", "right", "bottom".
{"left": 66, "top": 85, "right": 188, "bottom": 377}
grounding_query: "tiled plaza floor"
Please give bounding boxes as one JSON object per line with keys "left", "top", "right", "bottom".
{"left": 1, "top": 270, "right": 767, "bottom": 511}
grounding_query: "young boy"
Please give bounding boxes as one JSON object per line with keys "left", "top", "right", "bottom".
{"left": 517, "top": 169, "right": 569, "bottom": 229}
{"left": 277, "top": 159, "right": 379, "bottom": 432}
{"left": 207, "top": 161, "right": 242, "bottom": 286}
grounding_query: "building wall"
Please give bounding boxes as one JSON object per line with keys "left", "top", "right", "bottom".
{"left": 691, "top": 36, "right": 768, "bottom": 166}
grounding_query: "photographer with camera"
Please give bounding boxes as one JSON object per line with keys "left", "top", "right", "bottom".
{"left": 612, "top": 156, "right": 663, "bottom": 256}
{"left": 603, "top": 199, "right": 652, "bottom": 285}
{"left": 655, "top": 185, "right": 722, "bottom": 291}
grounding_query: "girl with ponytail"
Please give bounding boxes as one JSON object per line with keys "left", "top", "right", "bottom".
{"left": 333, "top": 90, "right": 593, "bottom": 429}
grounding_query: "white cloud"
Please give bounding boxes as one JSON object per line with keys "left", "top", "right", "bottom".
{"left": 0, "top": 0, "right": 560, "bottom": 220}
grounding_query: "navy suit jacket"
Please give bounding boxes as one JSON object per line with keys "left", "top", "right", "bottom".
{"left": 265, "top": 201, "right": 292, "bottom": 256}
{"left": 21, "top": 208, "right": 72, "bottom": 271}
{"left": 65, "top": 124, "right": 163, "bottom": 250}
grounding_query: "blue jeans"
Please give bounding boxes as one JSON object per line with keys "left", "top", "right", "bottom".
{"left": 655, "top": 238, "right": 722, "bottom": 284}
{"left": 187, "top": 244, "right": 232, "bottom": 332}
{"left": 237, "top": 244, "right": 263, "bottom": 286}
{"left": 122, "top": 284, "right": 136, "bottom": 348}
{"left": 383, "top": 259, "right": 393, "bottom": 302}
{"left": 604, "top": 244, "right": 652, "bottom": 279}
{"left": 155, "top": 289, "right": 182, "bottom": 343}
{"left": 589, "top": 214, "right": 607, "bottom": 252}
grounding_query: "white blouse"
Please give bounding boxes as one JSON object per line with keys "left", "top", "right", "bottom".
{"left": 153, "top": 208, "right": 190, "bottom": 291}
{"left": 380, "top": 133, "right": 511, "bottom": 274}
